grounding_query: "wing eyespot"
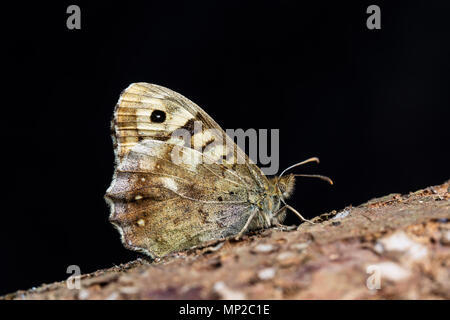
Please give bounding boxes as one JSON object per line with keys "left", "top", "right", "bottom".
{"left": 150, "top": 110, "right": 166, "bottom": 123}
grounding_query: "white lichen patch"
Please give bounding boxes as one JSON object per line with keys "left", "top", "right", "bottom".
{"left": 78, "top": 289, "right": 90, "bottom": 300}
{"left": 290, "top": 242, "right": 310, "bottom": 252}
{"left": 257, "top": 268, "right": 276, "bottom": 280}
{"left": 105, "top": 292, "right": 120, "bottom": 300}
{"left": 277, "top": 251, "right": 296, "bottom": 261}
{"left": 333, "top": 209, "right": 350, "bottom": 220}
{"left": 441, "top": 230, "right": 450, "bottom": 245}
{"left": 375, "top": 230, "right": 428, "bottom": 262}
{"left": 213, "top": 281, "right": 246, "bottom": 300}
{"left": 253, "top": 243, "right": 277, "bottom": 253}
{"left": 369, "top": 261, "right": 411, "bottom": 282}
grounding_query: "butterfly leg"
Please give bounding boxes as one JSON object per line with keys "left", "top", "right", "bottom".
{"left": 284, "top": 204, "right": 315, "bottom": 225}
{"left": 234, "top": 209, "right": 259, "bottom": 240}
{"left": 273, "top": 207, "right": 296, "bottom": 230}
{"left": 273, "top": 206, "right": 286, "bottom": 217}
{"left": 274, "top": 223, "right": 297, "bottom": 231}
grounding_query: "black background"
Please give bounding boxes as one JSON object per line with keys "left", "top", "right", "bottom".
{"left": 2, "top": 1, "right": 449, "bottom": 295}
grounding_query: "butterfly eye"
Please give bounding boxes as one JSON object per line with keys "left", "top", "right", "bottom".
{"left": 150, "top": 110, "right": 166, "bottom": 123}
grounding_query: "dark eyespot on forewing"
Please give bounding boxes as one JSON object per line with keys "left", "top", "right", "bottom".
{"left": 150, "top": 110, "right": 166, "bottom": 123}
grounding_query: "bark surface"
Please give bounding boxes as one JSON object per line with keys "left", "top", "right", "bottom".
{"left": 2, "top": 181, "right": 449, "bottom": 300}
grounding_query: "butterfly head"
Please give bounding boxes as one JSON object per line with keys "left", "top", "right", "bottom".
{"left": 274, "top": 157, "right": 333, "bottom": 201}
{"left": 274, "top": 174, "right": 296, "bottom": 200}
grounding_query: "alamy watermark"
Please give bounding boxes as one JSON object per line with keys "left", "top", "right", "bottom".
{"left": 167, "top": 121, "right": 279, "bottom": 175}
{"left": 366, "top": 265, "right": 381, "bottom": 290}
{"left": 366, "top": 5, "right": 381, "bottom": 30}
{"left": 66, "top": 5, "right": 81, "bottom": 30}
{"left": 66, "top": 265, "right": 81, "bottom": 290}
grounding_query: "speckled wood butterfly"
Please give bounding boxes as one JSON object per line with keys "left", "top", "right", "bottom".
{"left": 105, "top": 83, "right": 332, "bottom": 258}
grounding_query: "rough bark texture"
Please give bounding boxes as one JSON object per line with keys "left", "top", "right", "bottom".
{"left": 2, "top": 181, "right": 450, "bottom": 300}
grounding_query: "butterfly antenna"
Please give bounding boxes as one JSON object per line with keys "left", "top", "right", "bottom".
{"left": 278, "top": 157, "right": 320, "bottom": 179}
{"left": 293, "top": 174, "right": 334, "bottom": 185}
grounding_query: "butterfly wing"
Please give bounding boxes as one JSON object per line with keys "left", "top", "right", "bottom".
{"left": 111, "top": 83, "right": 266, "bottom": 188}
{"left": 106, "top": 83, "right": 268, "bottom": 257}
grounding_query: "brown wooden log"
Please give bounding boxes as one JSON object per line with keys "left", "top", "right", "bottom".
{"left": 2, "top": 181, "right": 449, "bottom": 300}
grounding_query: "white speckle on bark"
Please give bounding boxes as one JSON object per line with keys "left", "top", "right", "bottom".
{"left": 371, "top": 262, "right": 411, "bottom": 282}
{"left": 290, "top": 242, "right": 310, "bottom": 252}
{"left": 441, "top": 230, "right": 450, "bottom": 245}
{"left": 376, "top": 231, "right": 428, "bottom": 261}
{"left": 78, "top": 289, "right": 90, "bottom": 300}
{"left": 277, "top": 251, "right": 296, "bottom": 261}
{"left": 258, "top": 268, "right": 276, "bottom": 280}
{"left": 333, "top": 209, "right": 350, "bottom": 219}
{"left": 253, "top": 243, "right": 276, "bottom": 253}
{"left": 106, "top": 292, "right": 120, "bottom": 300}
{"left": 213, "top": 281, "right": 246, "bottom": 300}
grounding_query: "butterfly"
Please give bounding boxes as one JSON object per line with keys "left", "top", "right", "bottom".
{"left": 105, "top": 83, "right": 332, "bottom": 258}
